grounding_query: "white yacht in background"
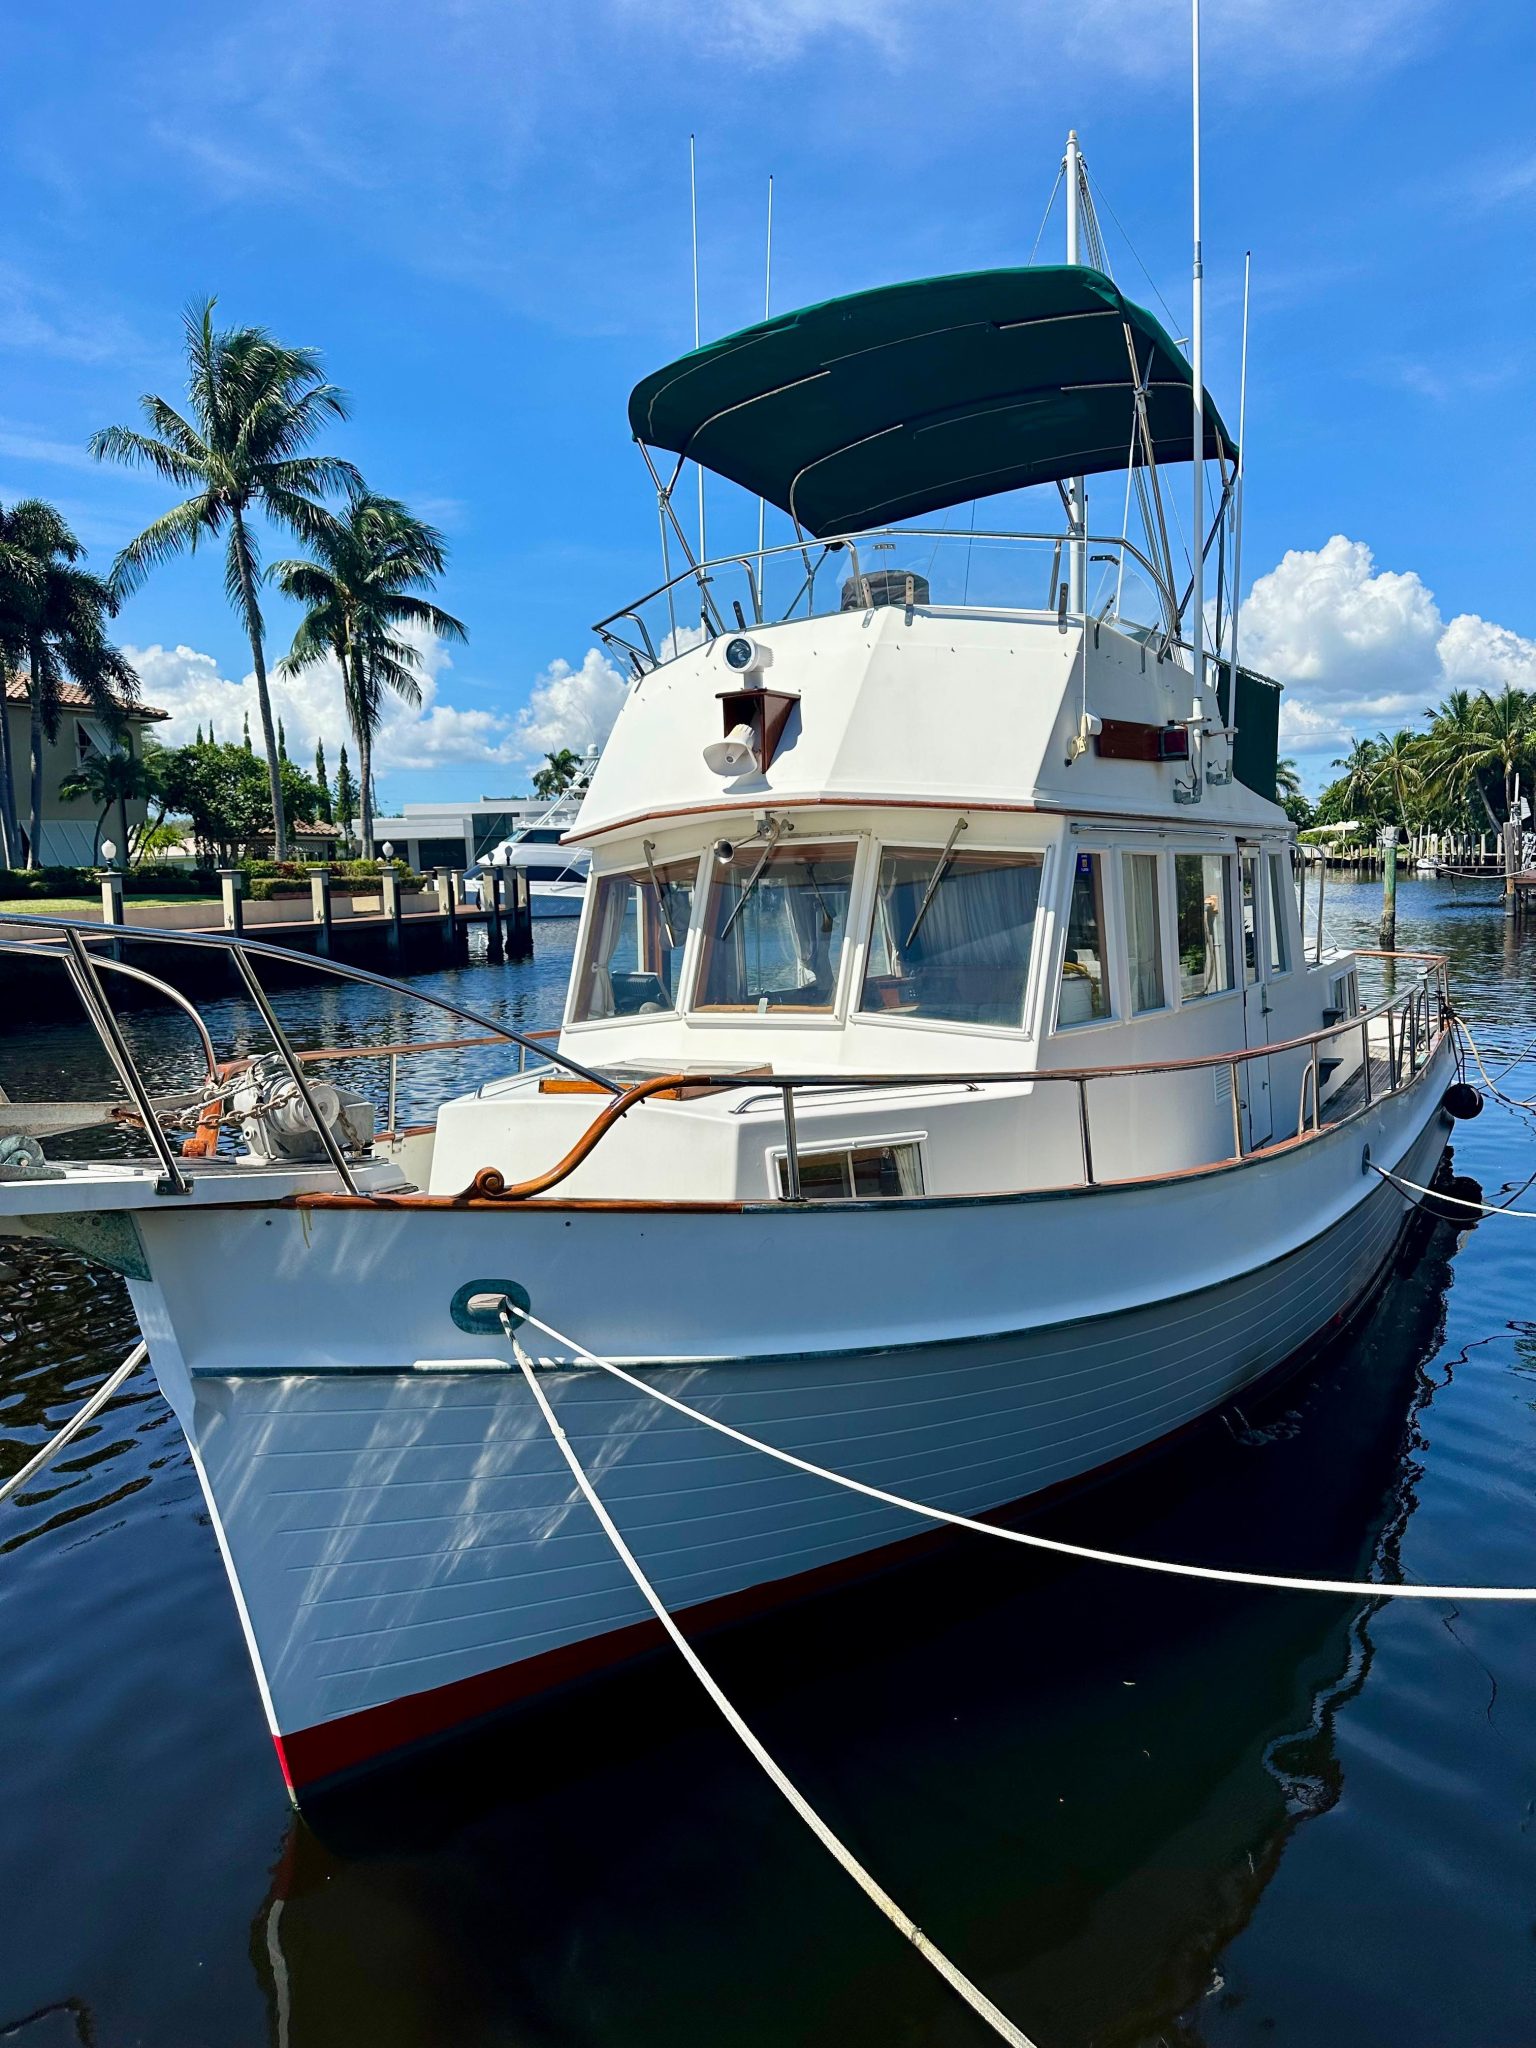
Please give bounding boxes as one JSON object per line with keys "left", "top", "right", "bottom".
{"left": 0, "top": 143, "right": 1460, "bottom": 1803}
{"left": 467, "top": 748, "right": 596, "bottom": 918}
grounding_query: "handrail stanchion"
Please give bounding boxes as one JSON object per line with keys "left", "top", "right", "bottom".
{"left": 60, "top": 927, "right": 192, "bottom": 1196}
{"left": 1386, "top": 1003, "right": 1398, "bottom": 1092}
{"left": 1229, "top": 1061, "right": 1243, "bottom": 1159}
{"left": 1076, "top": 1076, "right": 1095, "bottom": 1186}
{"left": 1361, "top": 1017, "right": 1373, "bottom": 1106}
{"left": 1309, "top": 1039, "right": 1322, "bottom": 1130}
{"left": 387, "top": 1054, "right": 399, "bottom": 1139}
{"left": 1314, "top": 856, "right": 1326, "bottom": 964}
{"left": 226, "top": 945, "right": 362, "bottom": 1195}
{"left": 781, "top": 1084, "right": 803, "bottom": 1201}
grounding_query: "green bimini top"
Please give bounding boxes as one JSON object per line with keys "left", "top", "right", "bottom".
{"left": 628, "top": 265, "right": 1235, "bottom": 539}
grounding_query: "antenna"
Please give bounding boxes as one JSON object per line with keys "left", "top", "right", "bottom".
{"left": 757, "top": 172, "right": 774, "bottom": 570}
{"left": 1228, "top": 250, "right": 1251, "bottom": 702}
{"left": 1064, "top": 130, "right": 1087, "bottom": 617}
{"left": 1189, "top": 0, "right": 1205, "bottom": 722}
{"left": 690, "top": 133, "right": 706, "bottom": 562}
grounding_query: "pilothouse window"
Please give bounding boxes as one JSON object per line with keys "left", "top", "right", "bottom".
{"left": 573, "top": 862, "right": 695, "bottom": 1021}
{"left": 1056, "top": 852, "right": 1110, "bottom": 1027}
{"left": 1174, "top": 853, "right": 1234, "bottom": 999}
{"left": 861, "top": 848, "right": 1043, "bottom": 1027}
{"left": 697, "top": 843, "right": 855, "bottom": 1012}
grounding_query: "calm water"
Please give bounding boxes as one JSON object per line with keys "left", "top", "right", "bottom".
{"left": 1, "top": 889, "right": 1533, "bottom": 2048}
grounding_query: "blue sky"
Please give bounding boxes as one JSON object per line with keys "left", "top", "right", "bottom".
{"left": 2, "top": 0, "right": 1533, "bottom": 801}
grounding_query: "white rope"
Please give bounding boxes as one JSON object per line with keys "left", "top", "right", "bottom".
{"left": 504, "top": 1315, "right": 1037, "bottom": 2048}
{"left": 0, "top": 1342, "right": 148, "bottom": 1507}
{"left": 1368, "top": 1159, "right": 1536, "bottom": 1220}
{"left": 517, "top": 1308, "right": 1536, "bottom": 1604}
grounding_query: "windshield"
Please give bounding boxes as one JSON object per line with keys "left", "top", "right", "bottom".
{"left": 572, "top": 861, "right": 696, "bottom": 1021}
{"left": 862, "top": 847, "right": 1043, "bottom": 1027}
{"left": 696, "top": 843, "right": 856, "bottom": 1012}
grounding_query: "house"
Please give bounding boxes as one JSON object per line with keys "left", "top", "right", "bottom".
{"left": 3, "top": 679, "right": 169, "bottom": 866}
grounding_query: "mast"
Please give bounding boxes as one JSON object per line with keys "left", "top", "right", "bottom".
{"left": 1229, "top": 250, "right": 1251, "bottom": 703}
{"left": 1189, "top": 4, "right": 1205, "bottom": 720}
{"left": 757, "top": 173, "right": 773, "bottom": 573}
{"left": 690, "top": 133, "right": 706, "bottom": 562}
{"left": 1064, "top": 129, "right": 1087, "bottom": 617}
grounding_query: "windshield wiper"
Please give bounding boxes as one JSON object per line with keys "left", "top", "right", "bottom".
{"left": 904, "top": 817, "right": 968, "bottom": 949}
{"left": 720, "top": 817, "right": 785, "bottom": 940}
{"left": 641, "top": 838, "right": 677, "bottom": 949}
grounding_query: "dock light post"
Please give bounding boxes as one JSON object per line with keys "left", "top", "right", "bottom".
{"left": 1380, "top": 824, "right": 1399, "bottom": 948}
{"left": 98, "top": 841, "right": 124, "bottom": 956}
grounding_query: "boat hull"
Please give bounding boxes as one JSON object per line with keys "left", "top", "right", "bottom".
{"left": 125, "top": 1042, "right": 1453, "bottom": 1798}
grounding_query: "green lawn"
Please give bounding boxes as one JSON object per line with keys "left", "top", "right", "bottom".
{"left": 1, "top": 895, "right": 220, "bottom": 916}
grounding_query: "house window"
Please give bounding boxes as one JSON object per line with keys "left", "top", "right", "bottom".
{"left": 776, "top": 1141, "right": 925, "bottom": 1200}
{"left": 696, "top": 843, "right": 856, "bottom": 1012}
{"left": 861, "top": 847, "right": 1043, "bottom": 1027}
{"left": 572, "top": 861, "right": 695, "bottom": 1020}
{"left": 1174, "top": 853, "right": 1234, "bottom": 998}
{"left": 1121, "top": 851, "right": 1166, "bottom": 1013}
{"left": 1266, "top": 852, "right": 1291, "bottom": 973}
{"left": 1056, "top": 851, "right": 1110, "bottom": 1027}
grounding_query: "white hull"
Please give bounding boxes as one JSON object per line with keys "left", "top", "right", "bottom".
{"left": 530, "top": 880, "right": 586, "bottom": 919}
{"left": 125, "top": 1045, "right": 1452, "bottom": 1794}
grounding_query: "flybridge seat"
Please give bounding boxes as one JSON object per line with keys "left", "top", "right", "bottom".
{"left": 840, "top": 568, "right": 932, "bottom": 611}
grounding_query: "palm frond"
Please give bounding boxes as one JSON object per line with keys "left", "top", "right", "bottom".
{"left": 110, "top": 497, "right": 216, "bottom": 596}
{"left": 88, "top": 424, "right": 207, "bottom": 491}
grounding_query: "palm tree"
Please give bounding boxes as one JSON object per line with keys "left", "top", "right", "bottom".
{"left": 1275, "top": 757, "right": 1302, "bottom": 802}
{"left": 1329, "top": 735, "right": 1381, "bottom": 819}
{"left": 90, "top": 299, "right": 357, "bottom": 859}
{"left": 59, "top": 743, "right": 152, "bottom": 864}
{"left": 274, "top": 489, "right": 466, "bottom": 857}
{"left": 531, "top": 747, "right": 582, "bottom": 799}
{"left": 0, "top": 499, "right": 138, "bottom": 868}
{"left": 1422, "top": 686, "right": 1536, "bottom": 827}
{"left": 1367, "top": 727, "right": 1424, "bottom": 827}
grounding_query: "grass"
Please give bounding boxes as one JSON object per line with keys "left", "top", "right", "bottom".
{"left": 0, "top": 895, "right": 220, "bottom": 916}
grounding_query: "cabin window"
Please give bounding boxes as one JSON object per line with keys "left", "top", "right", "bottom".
{"left": 1240, "top": 850, "right": 1260, "bottom": 984}
{"left": 1121, "top": 852, "right": 1166, "bottom": 1013}
{"left": 696, "top": 842, "right": 856, "bottom": 1012}
{"left": 1056, "top": 851, "right": 1110, "bottom": 1027}
{"left": 861, "top": 847, "right": 1043, "bottom": 1028}
{"left": 1266, "top": 852, "right": 1291, "bottom": 973}
{"left": 572, "top": 861, "right": 695, "bottom": 1021}
{"left": 775, "top": 1141, "right": 925, "bottom": 1200}
{"left": 1174, "top": 853, "right": 1233, "bottom": 998}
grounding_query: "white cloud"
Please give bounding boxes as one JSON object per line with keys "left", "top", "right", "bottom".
{"left": 125, "top": 627, "right": 631, "bottom": 783}
{"left": 1238, "top": 534, "right": 1536, "bottom": 767}
{"left": 511, "top": 649, "right": 631, "bottom": 763}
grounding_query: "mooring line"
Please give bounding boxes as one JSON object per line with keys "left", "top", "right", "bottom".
{"left": 503, "top": 1312, "right": 1038, "bottom": 2048}
{"left": 1369, "top": 1159, "right": 1536, "bottom": 1220}
{"left": 515, "top": 1308, "right": 1536, "bottom": 1603}
{"left": 0, "top": 1341, "right": 148, "bottom": 1508}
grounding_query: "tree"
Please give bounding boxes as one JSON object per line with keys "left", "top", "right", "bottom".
{"left": 158, "top": 739, "right": 325, "bottom": 864}
{"left": 334, "top": 741, "right": 359, "bottom": 850}
{"left": 313, "top": 738, "right": 332, "bottom": 822}
{"left": 275, "top": 487, "right": 465, "bottom": 856}
{"left": 1275, "top": 756, "right": 1302, "bottom": 803}
{"left": 243, "top": 709, "right": 253, "bottom": 751}
{"left": 1367, "top": 727, "right": 1424, "bottom": 827}
{"left": 1422, "top": 686, "right": 1536, "bottom": 829}
{"left": 531, "top": 747, "right": 582, "bottom": 799}
{"left": 58, "top": 743, "right": 152, "bottom": 864}
{"left": 90, "top": 299, "right": 356, "bottom": 860}
{"left": 1329, "top": 736, "right": 1381, "bottom": 820}
{"left": 0, "top": 498, "right": 139, "bottom": 868}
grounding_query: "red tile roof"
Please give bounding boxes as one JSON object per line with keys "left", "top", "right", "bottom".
{"left": 3, "top": 677, "right": 168, "bottom": 719}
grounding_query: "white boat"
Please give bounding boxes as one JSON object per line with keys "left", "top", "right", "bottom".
{"left": 466, "top": 756, "right": 594, "bottom": 918}
{"left": 0, "top": 151, "right": 1461, "bottom": 1806}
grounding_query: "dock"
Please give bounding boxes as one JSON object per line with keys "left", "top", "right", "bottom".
{"left": 0, "top": 867, "right": 534, "bottom": 1023}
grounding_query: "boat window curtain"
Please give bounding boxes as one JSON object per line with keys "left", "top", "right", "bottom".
{"left": 574, "top": 873, "right": 634, "bottom": 1020}
{"left": 1121, "top": 852, "right": 1165, "bottom": 1013}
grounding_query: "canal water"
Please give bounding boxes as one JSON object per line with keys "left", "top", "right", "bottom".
{"left": 1, "top": 887, "right": 1532, "bottom": 2048}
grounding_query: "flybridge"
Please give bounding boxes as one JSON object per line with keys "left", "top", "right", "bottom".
{"left": 628, "top": 265, "right": 1236, "bottom": 539}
